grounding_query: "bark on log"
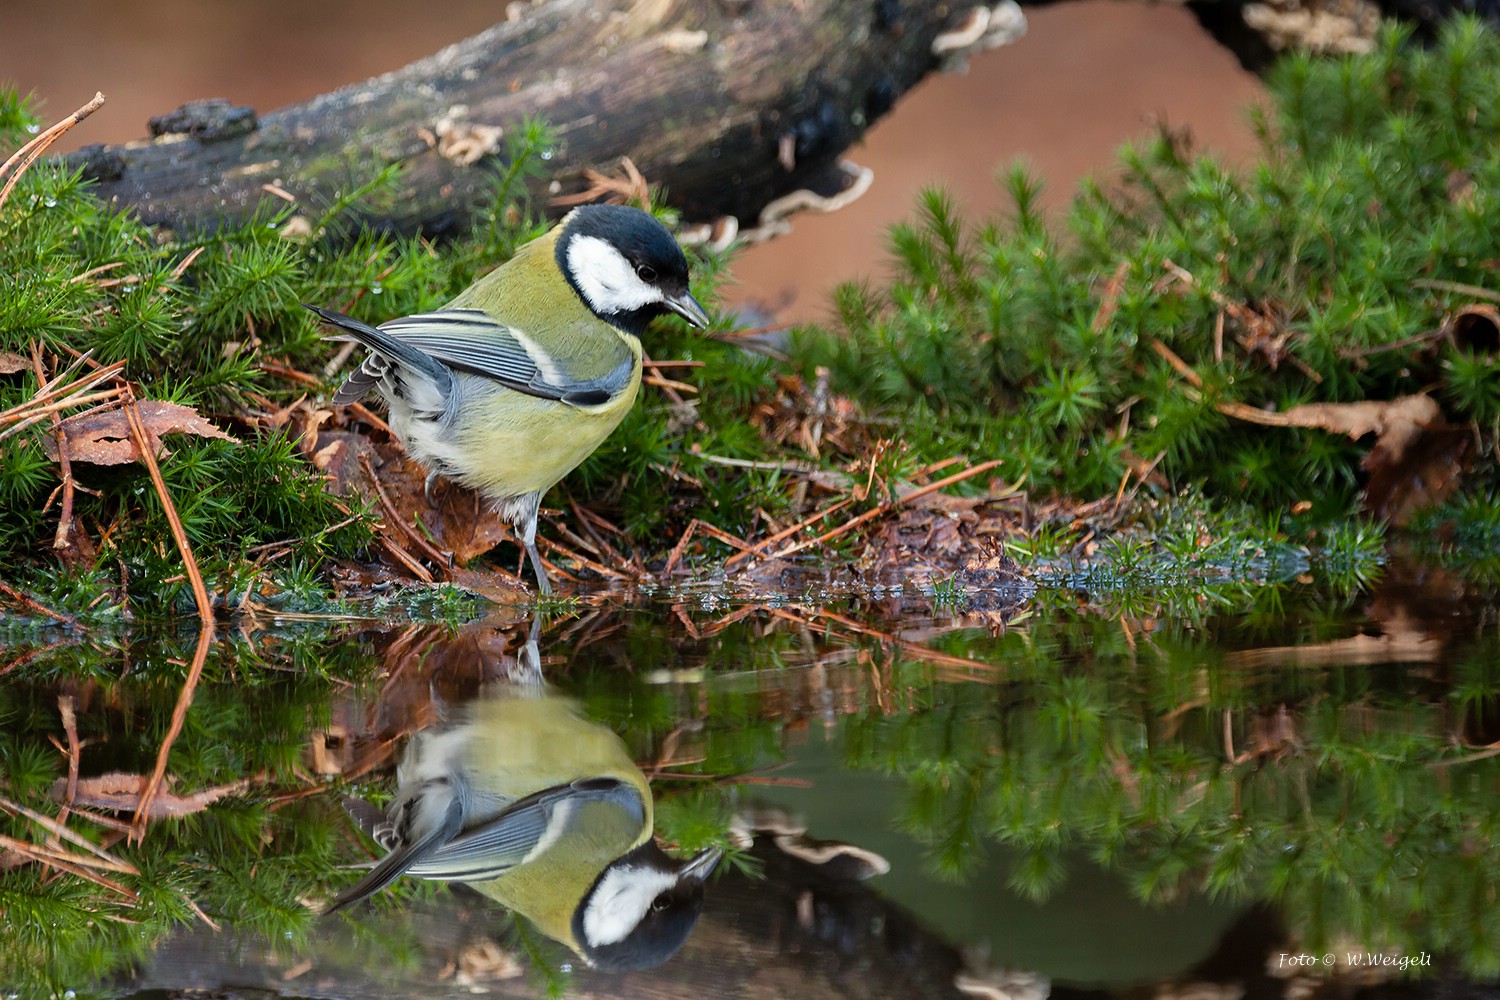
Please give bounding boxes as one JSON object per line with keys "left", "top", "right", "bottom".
{"left": 63, "top": 0, "right": 1026, "bottom": 240}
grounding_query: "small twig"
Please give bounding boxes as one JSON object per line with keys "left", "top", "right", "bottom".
{"left": 723, "top": 495, "right": 855, "bottom": 568}
{"left": 30, "top": 345, "right": 78, "bottom": 550}
{"left": 132, "top": 624, "right": 215, "bottom": 841}
{"left": 695, "top": 454, "right": 822, "bottom": 474}
{"left": 1412, "top": 278, "right": 1500, "bottom": 303}
{"left": 536, "top": 533, "right": 622, "bottom": 582}
{"left": 122, "top": 391, "right": 213, "bottom": 624}
{"left": 0, "top": 92, "right": 106, "bottom": 213}
{"left": 0, "top": 580, "right": 71, "bottom": 623}
{"left": 0, "top": 794, "right": 136, "bottom": 873}
{"left": 0, "top": 833, "right": 139, "bottom": 900}
{"left": 56, "top": 695, "right": 82, "bottom": 832}
{"left": 763, "top": 459, "right": 1003, "bottom": 563}
{"left": 643, "top": 373, "right": 699, "bottom": 394}
{"left": 378, "top": 535, "right": 435, "bottom": 583}
{"left": 662, "top": 518, "right": 756, "bottom": 577}
{"left": 169, "top": 245, "right": 207, "bottom": 282}
{"left": 256, "top": 359, "right": 326, "bottom": 389}
{"left": 0, "top": 388, "right": 129, "bottom": 443}
{"left": 1149, "top": 338, "right": 1204, "bottom": 388}
{"left": 772, "top": 606, "right": 999, "bottom": 675}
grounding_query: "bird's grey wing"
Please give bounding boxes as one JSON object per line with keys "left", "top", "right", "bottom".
{"left": 404, "top": 778, "right": 645, "bottom": 882}
{"left": 379, "top": 309, "right": 636, "bottom": 407}
{"left": 306, "top": 305, "right": 456, "bottom": 409}
{"left": 325, "top": 792, "right": 465, "bottom": 914}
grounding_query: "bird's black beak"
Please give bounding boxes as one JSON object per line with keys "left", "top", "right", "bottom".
{"left": 664, "top": 291, "right": 710, "bottom": 329}
{"left": 680, "top": 846, "right": 722, "bottom": 881}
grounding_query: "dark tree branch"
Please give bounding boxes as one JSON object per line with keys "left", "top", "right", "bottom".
{"left": 64, "top": 0, "right": 1024, "bottom": 239}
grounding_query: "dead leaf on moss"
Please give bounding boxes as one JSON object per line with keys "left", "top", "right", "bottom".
{"left": 311, "top": 429, "right": 513, "bottom": 566}
{"left": 43, "top": 400, "right": 236, "bottom": 465}
{"left": 0, "top": 352, "right": 28, "bottom": 374}
{"left": 1220, "top": 393, "right": 1466, "bottom": 524}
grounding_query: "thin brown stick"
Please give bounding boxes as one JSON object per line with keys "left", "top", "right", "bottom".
{"left": 0, "top": 390, "right": 130, "bottom": 444}
{"left": 1149, "top": 338, "right": 1204, "bottom": 388}
{"left": 0, "top": 350, "right": 110, "bottom": 419}
{"left": 0, "top": 833, "right": 139, "bottom": 900}
{"left": 378, "top": 535, "right": 435, "bottom": 583}
{"left": 772, "top": 606, "right": 999, "bottom": 675}
{"left": 56, "top": 695, "right": 82, "bottom": 833}
{"left": 1411, "top": 278, "right": 1500, "bottom": 303}
{"left": 724, "top": 496, "right": 855, "bottom": 568}
{"left": 0, "top": 830, "right": 139, "bottom": 878}
{"left": 0, "top": 794, "right": 137, "bottom": 873}
{"left": 0, "top": 580, "right": 70, "bottom": 622}
{"left": 0, "top": 92, "right": 106, "bottom": 213}
{"left": 536, "top": 533, "right": 622, "bottom": 582}
{"left": 122, "top": 392, "right": 213, "bottom": 624}
{"left": 763, "top": 459, "right": 1004, "bottom": 562}
{"left": 132, "top": 624, "right": 214, "bottom": 841}
{"left": 30, "top": 345, "right": 78, "bottom": 549}
{"left": 664, "top": 518, "right": 760, "bottom": 576}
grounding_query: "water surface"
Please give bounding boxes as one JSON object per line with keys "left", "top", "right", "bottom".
{"left": 2, "top": 567, "right": 1497, "bottom": 998}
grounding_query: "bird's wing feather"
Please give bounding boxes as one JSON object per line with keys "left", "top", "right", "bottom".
{"left": 403, "top": 777, "right": 644, "bottom": 882}
{"left": 325, "top": 792, "right": 465, "bottom": 913}
{"left": 305, "top": 305, "right": 456, "bottom": 408}
{"left": 378, "top": 309, "right": 636, "bottom": 408}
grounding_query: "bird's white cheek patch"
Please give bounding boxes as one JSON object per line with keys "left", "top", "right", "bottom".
{"left": 567, "top": 235, "right": 665, "bottom": 314}
{"left": 581, "top": 865, "right": 678, "bottom": 946}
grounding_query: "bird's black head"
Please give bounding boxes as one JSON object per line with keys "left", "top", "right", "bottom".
{"left": 572, "top": 840, "right": 720, "bottom": 973}
{"left": 556, "top": 204, "right": 709, "bottom": 336}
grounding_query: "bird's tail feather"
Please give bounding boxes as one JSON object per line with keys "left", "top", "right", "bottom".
{"left": 304, "top": 304, "right": 454, "bottom": 406}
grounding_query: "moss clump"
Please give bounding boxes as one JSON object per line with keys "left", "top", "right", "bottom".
{"left": 797, "top": 18, "right": 1500, "bottom": 525}
{"left": 6, "top": 20, "right": 1500, "bottom": 614}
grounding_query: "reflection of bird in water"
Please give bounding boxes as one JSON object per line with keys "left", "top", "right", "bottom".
{"left": 328, "top": 632, "right": 720, "bottom": 972}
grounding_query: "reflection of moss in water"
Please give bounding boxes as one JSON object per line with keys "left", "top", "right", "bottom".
{"left": 0, "top": 625, "right": 380, "bottom": 998}
{"left": 750, "top": 735, "right": 1246, "bottom": 987}
{"left": 3, "top": 589, "right": 1500, "bottom": 995}
{"left": 816, "top": 621, "right": 1500, "bottom": 978}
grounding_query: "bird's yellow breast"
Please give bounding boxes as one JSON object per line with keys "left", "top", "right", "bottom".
{"left": 448, "top": 348, "right": 641, "bottom": 500}
{"left": 441, "top": 225, "right": 645, "bottom": 500}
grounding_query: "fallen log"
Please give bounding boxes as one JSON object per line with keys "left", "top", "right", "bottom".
{"left": 63, "top": 0, "right": 1026, "bottom": 241}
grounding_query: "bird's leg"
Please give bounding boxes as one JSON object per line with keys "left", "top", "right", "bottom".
{"left": 424, "top": 470, "right": 442, "bottom": 503}
{"left": 510, "top": 615, "right": 546, "bottom": 685}
{"left": 517, "top": 497, "right": 552, "bottom": 596}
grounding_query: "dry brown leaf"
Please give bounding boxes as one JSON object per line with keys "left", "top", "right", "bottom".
{"left": 1220, "top": 393, "right": 1466, "bottom": 524}
{"left": 0, "top": 352, "right": 28, "bottom": 374}
{"left": 1221, "top": 392, "right": 1437, "bottom": 448}
{"left": 53, "top": 772, "right": 250, "bottom": 818}
{"left": 43, "top": 400, "right": 236, "bottom": 465}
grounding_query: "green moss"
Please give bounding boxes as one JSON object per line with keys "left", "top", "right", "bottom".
{"left": 797, "top": 18, "right": 1500, "bottom": 517}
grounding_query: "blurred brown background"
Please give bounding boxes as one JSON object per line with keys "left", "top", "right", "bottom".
{"left": 0, "top": 0, "right": 1264, "bottom": 323}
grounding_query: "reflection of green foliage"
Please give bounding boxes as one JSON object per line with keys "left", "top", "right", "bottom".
{"left": 836, "top": 611, "right": 1500, "bottom": 976}
{"left": 0, "top": 627, "right": 380, "bottom": 996}
{"left": 2, "top": 587, "right": 1500, "bottom": 992}
{"left": 1409, "top": 493, "right": 1500, "bottom": 586}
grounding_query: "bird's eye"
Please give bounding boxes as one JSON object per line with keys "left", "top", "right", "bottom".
{"left": 635, "top": 263, "right": 658, "bottom": 283}
{"left": 650, "top": 894, "right": 670, "bottom": 913}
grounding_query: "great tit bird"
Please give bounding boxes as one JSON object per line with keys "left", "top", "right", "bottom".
{"left": 327, "top": 685, "right": 721, "bottom": 973}
{"left": 308, "top": 204, "right": 709, "bottom": 594}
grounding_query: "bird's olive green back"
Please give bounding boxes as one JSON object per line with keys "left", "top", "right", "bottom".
{"left": 446, "top": 225, "right": 638, "bottom": 384}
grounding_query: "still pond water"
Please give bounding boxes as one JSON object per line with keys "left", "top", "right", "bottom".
{"left": 2, "top": 565, "right": 1498, "bottom": 999}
